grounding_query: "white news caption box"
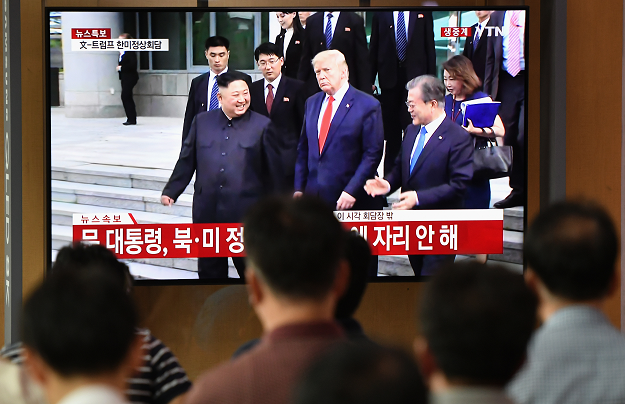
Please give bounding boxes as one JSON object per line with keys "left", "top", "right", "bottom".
{"left": 71, "top": 39, "right": 169, "bottom": 51}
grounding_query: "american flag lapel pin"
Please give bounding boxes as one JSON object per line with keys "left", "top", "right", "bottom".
{"left": 438, "top": 136, "right": 443, "bottom": 140}
{"left": 346, "top": 104, "right": 350, "bottom": 108}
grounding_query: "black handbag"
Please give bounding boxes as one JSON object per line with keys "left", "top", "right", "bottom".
{"left": 473, "top": 138, "right": 513, "bottom": 179}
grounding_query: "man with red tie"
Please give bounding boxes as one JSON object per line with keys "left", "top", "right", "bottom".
{"left": 294, "top": 50, "right": 384, "bottom": 211}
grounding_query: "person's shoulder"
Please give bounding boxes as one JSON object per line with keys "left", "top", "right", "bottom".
{"left": 187, "top": 355, "right": 253, "bottom": 404}
{"left": 281, "top": 75, "right": 305, "bottom": 90}
{"left": 342, "top": 11, "right": 364, "bottom": 23}
{"left": 248, "top": 110, "right": 272, "bottom": 126}
{"left": 349, "top": 86, "right": 378, "bottom": 106}
{"left": 250, "top": 78, "right": 264, "bottom": 91}
{"left": 191, "top": 72, "right": 209, "bottom": 83}
{"left": 440, "top": 117, "right": 469, "bottom": 138}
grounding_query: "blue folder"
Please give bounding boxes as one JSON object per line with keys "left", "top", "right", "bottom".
{"left": 461, "top": 97, "right": 501, "bottom": 128}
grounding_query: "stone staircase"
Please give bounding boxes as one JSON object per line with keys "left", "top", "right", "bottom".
{"left": 51, "top": 165, "right": 524, "bottom": 279}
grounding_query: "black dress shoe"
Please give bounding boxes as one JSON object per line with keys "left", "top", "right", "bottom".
{"left": 494, "top": 193, "right": 524, "bottom": 209}
{"left": 123, "top": 121, "right": 136, "bottom": 126}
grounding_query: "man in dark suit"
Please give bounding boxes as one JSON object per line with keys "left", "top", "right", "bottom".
{"left": 462, "top": 10, "right": 492, "bottom": 90}
{"left": 483, "top": 10, "right": 526, "bottom": 209}
{"left": 294, "top": 50, "right": 384, "bottom": 211}
{"left": 369, "top": 11, "right": 436, "bottom": 176}
{"left": 161, "top": 72, "right": 283, "bottom": 279}
{"left": 117, "top": 33, "right": 139, "bottom": 126}
{"left": 365, "top": 75, "right": 473, "bottom": 276}
{"left": 297, "top": 12, "right": 371, "bottom": 96}
{"left": 250, "top": 42, "right": 305, "bottom": 190}
{"left": 181, "top": 36, "right": 252, "bottom": 143}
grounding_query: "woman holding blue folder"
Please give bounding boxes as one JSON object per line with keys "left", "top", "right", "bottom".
{"left": 443, "top": 56, "right": 505, "bottom": 262}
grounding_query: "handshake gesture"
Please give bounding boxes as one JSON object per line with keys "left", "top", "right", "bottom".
{"left": 364, "top": 177, "right": 418, "bottom": 210}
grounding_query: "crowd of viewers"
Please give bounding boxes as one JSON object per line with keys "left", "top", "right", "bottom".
{"left": 1, "top": 196, "right": 624, "bottom": 404}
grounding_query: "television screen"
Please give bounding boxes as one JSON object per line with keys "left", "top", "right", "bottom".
{"left": 48, "top": 7, "right": 528, "bottom": 283}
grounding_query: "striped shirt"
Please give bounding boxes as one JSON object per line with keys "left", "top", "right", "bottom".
{"left": 1, "top": 328, "right": 191, "bottom": 404}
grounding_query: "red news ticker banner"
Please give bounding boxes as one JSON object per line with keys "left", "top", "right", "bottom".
{"left": 72, "top": 210, "right": 503, "bottom": 259}
{"left": 71, "top": 28, "right": 112, "bottom": 39}
{"left": 441, "top": 27, "right": 472, "bottom": 38}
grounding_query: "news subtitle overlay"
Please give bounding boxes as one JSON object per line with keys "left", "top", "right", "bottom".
{"left": 70, "top": 28, "right": 168, "bottom": 51}
{"left": 72, "top": 210, "right": 504, "bottom": 258}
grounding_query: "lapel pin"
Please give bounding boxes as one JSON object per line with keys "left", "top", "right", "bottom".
{"left": 439, "top": 136, "right": 443, "bottom": 139}
{"left": 345, "top": 27, "right": 351, "bottom": 31}
{"left": 295, "top": 40, "right": 300, "bottom": 44}
{"left": 390, "top": 25, "right": 393, "bottom": 28}
{"left": 346, "top": 104, "right": 350, "bottom": 108}
{"left": 284, "top": 97, "right": 290, "bottom": 102}
{"left": 418, "top": 14, "right": 424, "bottom": 18}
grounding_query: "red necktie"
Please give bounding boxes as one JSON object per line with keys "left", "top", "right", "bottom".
{"left": 318, "top": 96, "right": 334, "bottom": 153}
{"left": 266, "top": 84, "right": 274, "bottom": 114}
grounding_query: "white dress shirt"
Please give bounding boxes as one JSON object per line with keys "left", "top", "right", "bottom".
{"left": 393, "top": 11, "right": 410, "bottom": 42}
{"left": 317, "top": 81, "right": 350, "bottom": 136}
{"left": 206, "top": 66, "right": 229, "bottom": 111}
{"left": 264, "top": 74, "right": 282, "bottom": 100}
{"left": 283, "top": 27, "right": 294, "bottom": 61}
{"left": 475, "top": 17, "right": 490, "bottom": 42}
{"left": 323, "top": 12, "right": 341, "bottom": 38}
{"left": 58, "top": 385, "right": 128, "bottom": 404}
{"left": 410, "top": 111, "right": 446, "bottom": 161}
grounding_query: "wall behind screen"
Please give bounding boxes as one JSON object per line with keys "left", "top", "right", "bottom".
{"left": 6, "top": 0, "right": 622, "bottom": 379}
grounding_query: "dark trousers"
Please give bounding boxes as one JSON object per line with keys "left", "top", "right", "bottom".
{"left": 121, "top": 78, "right": 138, "bottom": 123}
{"left": 198, "top": 257, "right": 246, "bottom": 280}
{"left": 497, "top": 70, "right": 525, "bottom": 196}
{"left": 379, "top": 62, "right": 413, "bottom": 176}
{"left": 408, "top": 254, "right": 455, "bottom": 276}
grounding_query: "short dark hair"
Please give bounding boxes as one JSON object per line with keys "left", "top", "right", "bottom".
{"left": 216, "top": 71, "right": 250, "bottom": 90}
{"left": 52, "top": 243, "right": 133, "bottom": 294}
{"left": 254, "top": 42, "right": 283, "bottom": 62}
{"left": 525, "top": 200, "right": 618, "bottom": 300}
{"left": 420, "top": 262, "right": 537, "bottom": 386}
{"left": 205, "top": 36, "right": 230, "bottom": 51}
{"left": 243, "top": 196, "right": 345, "bottom": 300}
{"left": 294, "top": 343, "right": 428, "bottom": 404}
{"left": 22, "top": 269, "right": 138, "bottom": 377}
{"left": 335, "top": 231, "right": 370, "bottom": 318}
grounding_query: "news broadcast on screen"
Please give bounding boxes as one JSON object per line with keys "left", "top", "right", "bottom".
{"left": 48, "top": 8, "right": 528, "bottom": 283}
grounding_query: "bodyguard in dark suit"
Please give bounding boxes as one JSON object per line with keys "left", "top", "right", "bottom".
{"left": 274, "top": 12, "right": 304, "bottom": 79}
{"left": 117, "top": 34, "right": 139, "bottom": 126}
{"left": 369, "top": 11, "right": 436, "bottom": 176}
{"left": 297, "top": 12, "right": 371, "bottom": 96}
{"left": 250, "top": 43, "right": 305, "bottom": 190}
{"left": 365, "top": 76, "right": 473, "bottom": 276}
{"left": 484, "top": 10, "right": 526, "bottom": 209}
{"left": 181, "top": 36, "right": 252, "bottom": 143}
{"left": 162, "top": 72, "right": 283, "bottom": 279}
{"left": 462, "top": 11, "right": 492, "bottom": 90}
{"left": 295, "top": 50, "right": 384, "bottom": 211}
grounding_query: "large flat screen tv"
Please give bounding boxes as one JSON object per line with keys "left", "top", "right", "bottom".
{"left": 47, "top": 7, "right": 528, "bottom": 284}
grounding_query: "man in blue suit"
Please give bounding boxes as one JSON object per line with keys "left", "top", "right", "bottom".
{"left": 294, "top": 50, "right": 384, "bottom": 211}
{"left": 365, "top": 75, "right": 473, "bottom": 276}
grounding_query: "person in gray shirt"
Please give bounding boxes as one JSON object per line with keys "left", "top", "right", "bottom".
{"left": 508, "top": 200, "right": 625, "bottom": 404}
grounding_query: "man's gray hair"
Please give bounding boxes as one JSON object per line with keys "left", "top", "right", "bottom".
{"left": 406, "top": 75, "right": 445, "bottom": 109}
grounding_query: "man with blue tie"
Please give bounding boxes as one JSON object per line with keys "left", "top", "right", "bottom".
{"left": 181, "top": 36, "right": 252, "bottom": 143}
{"left": 294, "top": 50, "right": 383, "bottom": 212}
{"left": 484, "top": 10, "right": 526, "bottom": 209}
{"left": 364, "top": 76, "right": 473, "bottom": 276}
{"left": 462, "top": 10, "right": 492, "bottom": 90}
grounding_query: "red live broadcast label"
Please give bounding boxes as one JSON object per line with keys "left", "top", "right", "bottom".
{"left": 441, "top": 27, "right": 472, "bottom": 38}
{"left": 72, "top": 210, "right": 503, "bottom": 258}
{"left": 71, "top": 28, "right": 112, "bottom": 39}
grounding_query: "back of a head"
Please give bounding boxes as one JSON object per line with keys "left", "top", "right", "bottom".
{"left": 294, "top": 343, "right": 428, "bottom": 404}
{"left": 420, "top": 262, "right": 537, "bottom": 386}
{"left": 22, "top": 269, "right": 138, "bottom": 378}
{"left": 243, "top": 196, "right": 345, "bottom": 300}
{"left": 335, "top": 231, "right": 371, "bottom": 319}
{"left": 52, "top": 242, "right": 133, "bottom": 294}
{"left": 525, "top": 200, "right": 618, "bottom": 301}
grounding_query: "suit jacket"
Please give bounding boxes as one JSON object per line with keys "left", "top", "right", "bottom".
{"left": 369, "top": 11, "right": 436, "bottom": 89}
{"left": 118, "top": 51, "right": 138, "bottom": 83}
{"left": 483, "top": 11, "right": 506, "bottom": 99}
{"left": 294, "top": 85, "right": 384, "bottom": 209}
{"left": 163, "top": 109, "right": 283, "bottom": 224}
{"left": 181, "top": 69, "right": 253, "bottom": 143}
{"left": 275, "top": 28, "right": 304, "bottom": 79}
{"left": 462, "top": 21, "right": 488, "bottom": 89}
{"left": 385, "top": 117, "right": 473, "bottom": 209}
{"left": 250, "top": 76, "right": 305, "bottom": 185}
{"left": 297, "top": 12, "right": 371, "bottom": 95}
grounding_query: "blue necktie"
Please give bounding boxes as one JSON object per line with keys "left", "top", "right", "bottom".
{"left": 208, "top": 77, "right": 219, "bottom": 111}
{"left": 325, "top": 13, "right": 333, "bottom": 49}
{"left": 473, "top": 23, "right": 481, "bottom": 50}
{"left": 396, "top": 12, "right": 407, "bottom": 62}
{"left": 410, "top": 126, "right": 427, "bottom": 174}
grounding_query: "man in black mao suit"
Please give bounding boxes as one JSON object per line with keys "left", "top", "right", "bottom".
{"left": 250, "top": 43, "right": 305, "bottom": 190}
{"left": 462, "top": 10, "right": 492, "bottom": 90}
{"left": 181, "top": 36, "right": 252, "bottom": 143}
{"left": 298, "top": 11, "right": 371, "bottom": 96}
{"left": 365, "top": 76, "right": 473, "bottom": 276}
{"left": 117, "top": 33, "right": 139, "bottom": 126}
{"left": 162, "top": 72, "right": 283, "bottom": 280}
{"left": 369, "top": 11, "right": 436, "bottom": 176}
{"left": 484, "top": 10, "right": 526, "bottom": 209}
